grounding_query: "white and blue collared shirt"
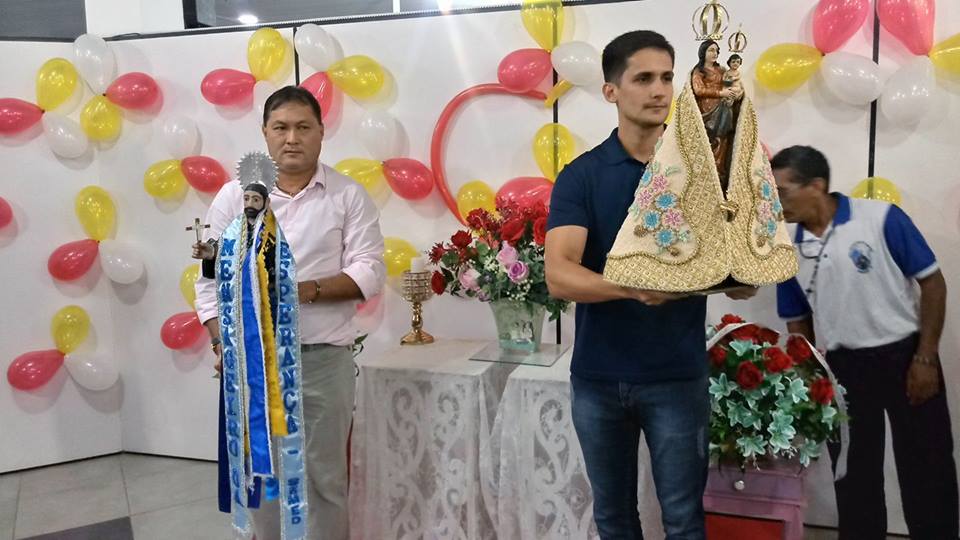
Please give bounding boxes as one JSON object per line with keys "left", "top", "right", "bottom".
{"left": 777, "top": 193, "right": 938, "bottom": 352}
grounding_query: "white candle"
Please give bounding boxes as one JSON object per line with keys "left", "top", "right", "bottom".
{"left": 409, "top": 256, "right": 426, "bottom": 273}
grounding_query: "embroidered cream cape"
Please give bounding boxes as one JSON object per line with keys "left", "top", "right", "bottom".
{"left": 603, "top": 83, "right": 798, "bottom": 292}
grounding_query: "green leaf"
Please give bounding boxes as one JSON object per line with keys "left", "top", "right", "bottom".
{"left": 786, "top": 377, "right": 809, "bottom": 404}
{"left": 664, "top": 165, "right": 682, "bottom": 176}
{"left": 736, "top": 435, "right": 766, "bottom": 459}
{"left": 729, "top": 339, "right": 760, "bottom": 357}
{"left": 709, "top": 373, "right": 737, "bottom": 399}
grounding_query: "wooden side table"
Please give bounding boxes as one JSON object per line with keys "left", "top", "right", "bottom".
{"left": 703, "top": 460, "right": 807, "bottom": 540}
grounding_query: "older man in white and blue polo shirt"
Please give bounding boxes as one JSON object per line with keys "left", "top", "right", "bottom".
{"left": 770, "top": 145, "right": 957, "bottom": 539}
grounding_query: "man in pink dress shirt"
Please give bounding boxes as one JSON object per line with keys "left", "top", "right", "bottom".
{"left": 194, "top": 86, "right": 386, "bottom": 540}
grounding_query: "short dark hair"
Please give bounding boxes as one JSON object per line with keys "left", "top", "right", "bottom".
{"left": 727, "top": 54, "right": 742, "bottom": 67}
{"left": 769, "top": 145, "right": 831, "bottom": 191}
{"left": 262, "top": 86, "right": 323, "bottom": 126}
{"left": 602, "top": 30, "right": 675, "bottom": 84}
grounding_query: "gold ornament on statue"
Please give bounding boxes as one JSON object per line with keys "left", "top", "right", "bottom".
{"left": 692, "top": 0, "right": 729, "bottom": 41}
{"left": 728, "top": 25, "right": 748, "bottom": 53}
{"left": 400, "top": 259, "right": 434, "bottom": 345}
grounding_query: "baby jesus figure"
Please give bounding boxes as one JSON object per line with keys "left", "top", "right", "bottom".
{"left": 722, "top": 54, "right": 744, "bottom": 107}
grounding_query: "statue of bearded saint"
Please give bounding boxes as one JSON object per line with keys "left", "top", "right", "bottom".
{"left": 690, "top": 39, "right": 744, "bottom": 191}
{"left": 192, "top": 182, "right": 275, "bottom": 283}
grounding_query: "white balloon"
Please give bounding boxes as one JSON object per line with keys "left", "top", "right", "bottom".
{"left": 358, "top": 110, "right": 402, "bottom": 161}
{"left": 294, "top": 24, "right": 344, "bottom": 72}
{"left": 254, "top": 81, "right": 278, "bottom": 117}
{"left": 551, "top": 41, "right": 602, "bottom": 87}
{"left": 99, "top": 240, "right": 145, "bottom": 284}
{"left": 73, "top": 33, "right": 116, "bottom": 95}
{"left": 880, "top": 56, "right": 935, "bottom": 126}
{"left": 160, "top": 115, "right": 199, "bottom": 159}
{"left": 821, "top": 52, "right": 883, "bottom": 106}
{"left": 65, "top": 353, "right": 119, "bottom": 391}
{"left": 42, "top": 113, "right": 89, "bottom": 158}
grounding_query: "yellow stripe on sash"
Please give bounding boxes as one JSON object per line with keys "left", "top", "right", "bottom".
{"left": 258, "top": 211, "right": 288, "bottom": 437}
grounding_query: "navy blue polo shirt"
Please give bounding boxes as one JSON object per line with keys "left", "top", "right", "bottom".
{"left": 547, "top": 129, "right": 707, "bottom": 383}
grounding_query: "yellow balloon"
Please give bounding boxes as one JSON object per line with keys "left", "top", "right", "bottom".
{"left": 521, "top": 0, "right": 564, "bottom": 52}
{"left": 80, "top": 96, "right": 122, "bottom": 141}
{"left": 335, "top": 158, "right": 386, "bottom": 199}
{"left": 248, "top": 27, "right": 289, "bottom": 81}
{"left": 75, "top": 186, "right": 116, "bottom": 241}
{"left": 36, "top": 58, "right": 79, "bottom": 112}
{"left": 755, "top": 43, "right": 823, "bottom": 92}
{"left": 383, "top": 237, "right": 418, "bottom": 277}
{"left": 850, "top": 177, "right": 902, "bottom": 206}
{"left": 457, "top": 181, "right": 497, "bottom": 220}
{"left": 327, "top": 55, "right": 385, "bottom": 99}
{"left": 930, "top": 33, "right": 960, "bottom": 77}
{"left": 180, "top": 264, "right": 200, "bottom": 307}
{"left": 144, "top": 159, "right": 188, "bottom": 200}
{"left": 532, "top": 123, "right": 575, "bottom": 181}
{"left": 51, "top": 305, "right": 90, "bottom": 354}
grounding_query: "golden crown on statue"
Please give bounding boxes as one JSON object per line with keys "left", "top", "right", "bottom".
{"left": 692, "top": 0, "right": 730, "bottom": 41}
{"left": 728, "top": 25, "right": 748, "bottom": 53}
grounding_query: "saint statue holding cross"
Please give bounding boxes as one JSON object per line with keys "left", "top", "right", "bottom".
{"left": 190, "top": 151, "right": 309, "bottom": 539}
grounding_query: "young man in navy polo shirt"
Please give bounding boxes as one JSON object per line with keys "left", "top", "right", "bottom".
{"left": 544, "top": 30, "right": 754, "bottom": 539}
{"left": 772, "top": 145, "right": 958, "bottom": 539}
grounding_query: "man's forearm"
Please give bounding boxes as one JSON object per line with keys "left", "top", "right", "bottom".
{"left": 304, "top": 273, "right": 365, "bottom": 303}
{"left": 917, "top": 271, "right": 946, "bottom": 358}
{"left": 546, "top": 257, "right": 630, "bottom": 304}
{"left": 203, "top": 318, "right": 221, "bottom": 340}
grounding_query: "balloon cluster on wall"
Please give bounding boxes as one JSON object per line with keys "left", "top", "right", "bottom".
{"left": 756, "top": 0, "right": 960, "bottom": 126}
{"left": 144, "top": 115, "right": 229, "bottom": 201}
{"left": 432, "top": 0, "right": 585, "bottom": 225}
{"left": 7, "top": 306, "right": 119, "bottom": 392}
{"left": 0, "top": 34, "right": 161, "bottom": 154}
{"left": 160, "top": 264, "right": 205, "bottom": 350}
{"left": 47, "top": 186, "right": 145, "bottom": 284}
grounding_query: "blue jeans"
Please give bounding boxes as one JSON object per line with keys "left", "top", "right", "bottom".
{"left": 571, "top": 374, "right": 710, "bottom": 540}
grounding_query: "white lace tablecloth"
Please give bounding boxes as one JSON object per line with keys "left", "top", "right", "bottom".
{"left": 350, "top": 340, "right": 517, "bottom": 540}
{"left": 350, "top": 340, "right": 664, "bottom": 540}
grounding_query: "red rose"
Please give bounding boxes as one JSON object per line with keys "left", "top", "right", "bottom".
{"left": 731, "top": 324, "right": 760, "bottom": 343}
{"left": 736, "top": 361, "right": 764, "bottom": 390}
{"left": 451, "top": 230, "right": 472, "bottom": 249}
{"left": 786, "top": 335, "right": 813, "bottom": 363}
{"left": 719, "top": 314, "right": 745, "bottom": 329}
{"left": 533, "top": 217, "right": 548, "bottom": 245}
{"left": 428, "top": 243, "right": 446, "bottom": 264}
{"left": 762, "top": 347, "right": 793, "bottom": 373}
{"left": 709, "top": 345, "right": 727, "bottom": 368}
{"left": 430, "top": 271, "right": 446, "bottom": 295}
{"left": 810, "top": 377, "right": 835, "bottom": 405}
{"left": 758, "top": 328, "right": 780, "bottom": 346}
{"left": 500, "top": 218, "right": 526, "bottom": 245}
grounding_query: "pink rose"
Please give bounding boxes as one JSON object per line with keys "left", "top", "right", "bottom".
{"left": 459, "top": 268, "right": 480, "bottom": 291}
{"left": 497, "top": 243, "right": 519, "bottom": 267}
{"left": 508, "top": 261, "right": 529, "bottom": 283}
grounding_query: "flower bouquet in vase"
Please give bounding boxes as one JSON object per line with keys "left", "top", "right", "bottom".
{"left": 429, "top": 199, "right": 568, "bottom": 355}
{"left": 703, "top": 314, "right": 850, "bottom": 534}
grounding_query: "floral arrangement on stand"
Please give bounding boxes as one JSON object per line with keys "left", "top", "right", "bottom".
{"left": 428, "top": 199, "right": 568, "bottom": 352}
{"left": 707, "top": 314, "right": 847, "bottom": 469}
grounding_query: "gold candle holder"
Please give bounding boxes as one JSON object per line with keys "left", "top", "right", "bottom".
{"left": 400, "top": 270, "right": 434, "bottom": 345}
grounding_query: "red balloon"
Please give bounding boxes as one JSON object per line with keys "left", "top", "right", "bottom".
{"left": 7, "top": 349, "right": 65, "bottom": 391}
{"left": 181, "top": 156, "right": 229, "bottom": 193}
{"left": 497, "top": 177, "right": 553, "bottom": 209}
{"left": 106, "top": 72, "right": 161, "bottom": 110}
{"left": 498, "top": 49, "right": 552, "bottom": 93}
{"left": 877, "top": 0, "right": 935, "bottom": 55}
{"left": 431, "top": 84, "right": 546, "bottom": 224}
{"left": 382, "top": 158, "right": 434, "bottom": 200}
{"left": 48, "top": 239, "right": 100, "bottom": 281}
{"left": 299, "top": 72, "right": 336, "bottom": 122}
{"left": 812, "top": 0, "right": 871, "bottom": 53}
{"left": 0, "top": 197, "right": 12, "bottom": 229}
{"left": 161, "top": 312, "right": 205, "bottom": 350}
{"left": 0, "top": 98, "right": 43, "bottom": 135}
{"left": 201, "top": 69, "right": 255, "bottom": 106}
